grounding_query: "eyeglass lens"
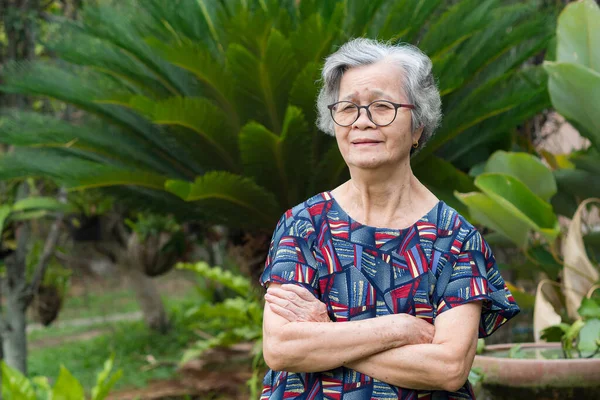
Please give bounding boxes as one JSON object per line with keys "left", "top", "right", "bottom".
{"left": 331, "top": 101, "right": 397, "bottom": 126}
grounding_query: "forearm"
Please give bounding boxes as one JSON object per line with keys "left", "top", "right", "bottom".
{"left": 263, "top": 316, "right": 406, "bottom": 373}
{"left": 347, "top": 322, "right": 479, "bottom": 392}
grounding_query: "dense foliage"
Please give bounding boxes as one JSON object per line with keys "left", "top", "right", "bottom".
{"left": 0, "top": 0, "right": 555, "bottom": 230}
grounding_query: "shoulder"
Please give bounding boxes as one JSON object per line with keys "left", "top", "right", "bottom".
{"left": 272, "top": 192, "right": 332, "bottom": 239}
{"left": 431, "top": 202, "right": 488, "bottom": 254}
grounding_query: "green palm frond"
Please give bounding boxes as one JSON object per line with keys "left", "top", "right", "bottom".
{"left": 3, "top": 62, "right": 202, "bottom": 178}
{"left": 239, "top": 122, "right": 285, "bottom": 204}
{"left": 437, "top": 3, "right": 553, "bottom": 96}
{"left": 289, "top": 4, "right": 344, "bottom": 66}
{"left": 374, "top": 0, "right": 444, "bottom": 43}
{"left": 344, "top": 0, "right": 387, "bottom": 38}
{"left": 420, "top": 0, "right": 499, "bottom": 59}
{"left": 124, "top": 96, "right": 240, "bottom": 171}
{"left": 0, "top": 0, "right": 558, "bottom": 229}
{"left": 0, "top": 148, "right": 168, "bottom": 191}
{"left": 418, "top": 66, "right": 548, "bottom": 162}
{"left": 80, "top": 2, "right": 197, "bottom": 96}
{"left": 0, "top": 112, "right": 168, "bottom": 173}
{"left": 289, "top": 62, "right": 321, "bottom": 133}
{"left": 227, "top": 29, "right": 298, "bottom": 133}
{"left": 239, "top": 106, "right": 311, "bottom": 207}
{"left": 165, "top": 172, "right": 280, "bottom": 229}
{"left": 438, "top": 88, "right": 551, "bottom": 167}
{"left": 47, "top": 23, "right": 170, "bottom": 97}
{"left": 146, "top": 38, "right": 237, "bottom": 122}
{"left": 143, "top": 0, "right": 217, "bottom": 50}
{"left": 310, "top": 144, "right": 349, "bottom": 195}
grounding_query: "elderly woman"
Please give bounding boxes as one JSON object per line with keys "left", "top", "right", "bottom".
{"left": 260, "top": 38, "right": 519, "bottom": 399}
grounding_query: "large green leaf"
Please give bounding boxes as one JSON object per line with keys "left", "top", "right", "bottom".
{"left": 556, "top": 0, "right": 600, "bottom": 73}
{"left": 165, "top": 172, "right": 280, "bottom": 229}
{"left": 456, "top": 172, "right": 560, "bottom": 248}
{"left": 544, "top": 61, "right": 600, "bottom": 150}
{"left": 52, "top": 365, "right": 85, "bottom": 400}
{"left": 484, "top": 151, "right": 557, "bottom": 201}
{"left": 475, "top": 173, "right": 559, "bottom": 242}
{"left": 455, "top": 191, "right": 530, "bottom": 249}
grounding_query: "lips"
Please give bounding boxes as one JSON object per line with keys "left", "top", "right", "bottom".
{"left": 351, "top": 139, "right": 382, "bottom": 145}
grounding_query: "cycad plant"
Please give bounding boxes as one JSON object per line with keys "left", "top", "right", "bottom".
{"left": 0, "top": 0, "right": 555, "bottom": 232}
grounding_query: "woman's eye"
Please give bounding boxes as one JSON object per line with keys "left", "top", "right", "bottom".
{"left": 339, "top": 105, "right": 356, "bottom": 113}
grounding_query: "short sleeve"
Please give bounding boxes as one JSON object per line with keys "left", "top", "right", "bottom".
{"left": 433, "top": 229, "right": 520, "bottom": 338}
{"left": 259, "top": 212, "right": 320, "bottom": 297}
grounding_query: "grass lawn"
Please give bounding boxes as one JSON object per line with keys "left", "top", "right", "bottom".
{"left": 28, "top": 311, "right": 196, "bottom": 390}
{"left": 27, "top": 271, "right": 201, "bottom": 390}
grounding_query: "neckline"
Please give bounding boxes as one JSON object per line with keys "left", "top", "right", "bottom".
{"left": 326, "top": 190, "right": 442, "bottom": 232}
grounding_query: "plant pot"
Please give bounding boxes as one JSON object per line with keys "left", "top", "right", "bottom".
{"left": 473, "top": 342, "right": 600, "bottom": 400}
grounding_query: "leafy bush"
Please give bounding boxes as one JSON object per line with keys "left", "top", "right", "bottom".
{"left": 177, "top": 261, "right": 264, "bottom": 396}
{"left": 2, "top": 355, "right": 121, "bottom": 400}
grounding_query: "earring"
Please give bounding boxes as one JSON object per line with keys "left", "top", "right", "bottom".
{"left": 412, "top": 142, "right": 419, "bottom": 149}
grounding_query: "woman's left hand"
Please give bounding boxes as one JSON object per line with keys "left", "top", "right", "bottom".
{"left": 265, "top": 284, "right": 331, "bottom": 323}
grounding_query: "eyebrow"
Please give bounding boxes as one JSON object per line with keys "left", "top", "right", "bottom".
{"left": 340, "top": 90, "right": 393, "bottom": 101}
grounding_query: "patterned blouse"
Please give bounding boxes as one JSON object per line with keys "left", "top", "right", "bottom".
{"left": 260, "top": 192, "right": 519, "bottom": 399}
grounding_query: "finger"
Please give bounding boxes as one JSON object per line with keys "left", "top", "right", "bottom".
{"left": 268, "top": 287, "right": 310, "bottom": 309}
{"left": 265, "top": 293, "right": 304, "bottom": 314}
{"left": 281, "top": 284, "right": 318, "bottom": 302}
{"left": 269, "top": 303, "right": 299, "bottom": 322}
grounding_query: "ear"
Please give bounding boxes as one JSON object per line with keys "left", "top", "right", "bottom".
{"left": 412, "top": 126, "right": 424, "bottom": 144}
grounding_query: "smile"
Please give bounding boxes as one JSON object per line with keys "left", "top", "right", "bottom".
{"left": 351, "top": 141, "right": 382, "bottom": 146}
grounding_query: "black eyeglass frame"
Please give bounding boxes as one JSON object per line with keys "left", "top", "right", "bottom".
{"left": 327, "top": 100, "right": 416, "bottom": 127}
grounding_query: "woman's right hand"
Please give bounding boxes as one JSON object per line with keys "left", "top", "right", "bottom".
{"left": 387, "top": 314, "right": 435, "bottom": 346}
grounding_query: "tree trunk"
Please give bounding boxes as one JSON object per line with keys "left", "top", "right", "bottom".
{"left": 120, "top": 232, "right": 171, "bottom": 333}
{"left": 1, "top": 278, "right": 28, "bottom": 374}
{"left": 120, "top": 263, "right": 170, "bottom": 334}
{"left": 1, "top": 197, "right": 31, "bottom": 375}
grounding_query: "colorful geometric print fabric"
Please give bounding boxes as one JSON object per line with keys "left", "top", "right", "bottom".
{"left": 260, "top": 192, "right": 520, "bottom": 400}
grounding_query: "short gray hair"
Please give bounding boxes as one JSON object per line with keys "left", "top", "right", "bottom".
{"left": 316, "top": 38, "right": 442, "bottom": 151}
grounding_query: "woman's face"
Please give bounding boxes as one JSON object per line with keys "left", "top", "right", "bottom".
{"left": 334, "top": 60, "right": 422, "bottom": 171}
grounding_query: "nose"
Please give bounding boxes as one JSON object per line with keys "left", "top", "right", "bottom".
{"left": 352, "top": 106, "right": 376, "bottom": 129}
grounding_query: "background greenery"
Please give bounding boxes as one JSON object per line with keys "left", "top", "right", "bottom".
{"left": 0, "top": 0, "right": 599, "bottom": 398}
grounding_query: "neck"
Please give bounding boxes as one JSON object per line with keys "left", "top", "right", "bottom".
{"left": 341, "top": 160, "right": 426, "bottom": 227}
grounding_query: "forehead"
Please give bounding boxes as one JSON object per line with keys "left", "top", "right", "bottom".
{"left": 338, "top": 61, "right": 405, "bottom": 100}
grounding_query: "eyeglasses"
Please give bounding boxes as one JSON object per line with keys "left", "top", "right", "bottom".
{"left": 327, "top": 100, "right": 415, "bottom": 127}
